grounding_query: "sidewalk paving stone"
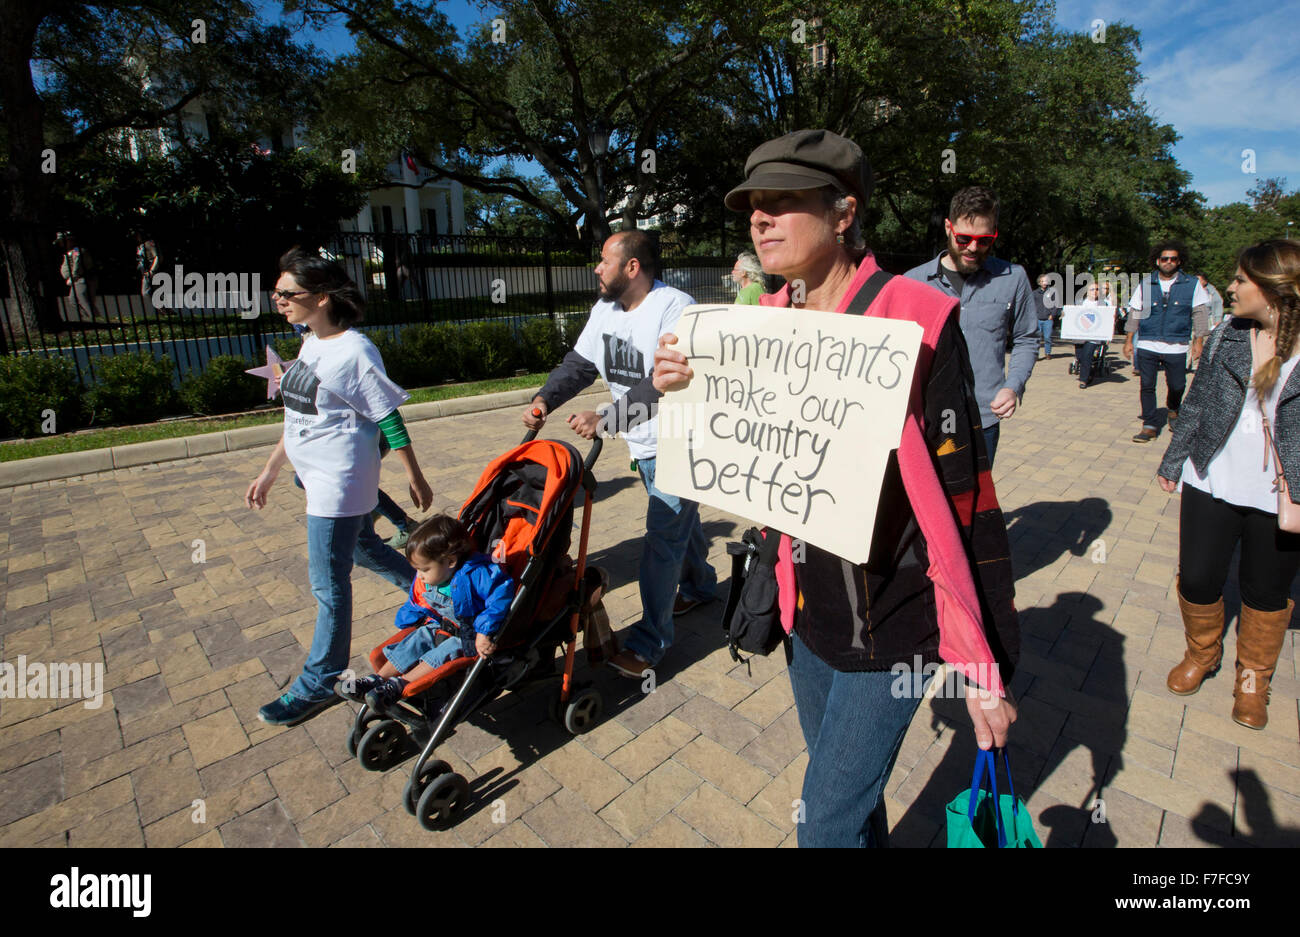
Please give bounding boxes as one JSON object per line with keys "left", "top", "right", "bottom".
{"left": 1, "top": 357, "right": 1297, "bottom": 847}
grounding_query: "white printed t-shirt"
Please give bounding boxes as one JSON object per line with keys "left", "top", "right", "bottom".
{"left": 281, "top": 329, "right": 409, "bottom": 518}
{"left": 1180, "top": 355, "right": 1300, "bottom": 512}
{"left": 572, "top": 281, "right": 693, "bottom": 460}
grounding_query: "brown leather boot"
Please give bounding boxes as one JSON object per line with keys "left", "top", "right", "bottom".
{"left": 1231, "top": 601, "right": 1294, "bottom": 729}
{"left": 1166, "top": 587, "right": 1225, "bottom": 695}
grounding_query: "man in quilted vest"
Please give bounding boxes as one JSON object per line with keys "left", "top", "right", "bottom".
{"left": 1125, "top": 241, "right": 1211, "bottom": 442}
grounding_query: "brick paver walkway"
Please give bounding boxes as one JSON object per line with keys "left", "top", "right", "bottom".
{"left": 2, "top": 351, "right": 1298, "bottom": 847}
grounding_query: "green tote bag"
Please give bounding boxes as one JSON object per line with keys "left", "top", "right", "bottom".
{"left": 946, "top": 748, "right": 1042, "bottom": 848}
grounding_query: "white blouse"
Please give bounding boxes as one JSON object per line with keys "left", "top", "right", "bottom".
{"left": 1180, "top": 354, "right": 1300, "bottom": 512}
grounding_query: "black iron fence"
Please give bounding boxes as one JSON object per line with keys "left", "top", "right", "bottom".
{"left": 3, "top": 231, "right": 739, "bottom": 388}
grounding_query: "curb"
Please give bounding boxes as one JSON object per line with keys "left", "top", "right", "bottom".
{"left": 0, "top": 386, "right": 607, "bottom": 488}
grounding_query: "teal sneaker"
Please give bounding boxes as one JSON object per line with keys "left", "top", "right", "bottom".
{"left": 257, "top": 692, "right": 340, "bottom": 726}
{"left": 386, "top": 526, "right": 411, "bottom": 551}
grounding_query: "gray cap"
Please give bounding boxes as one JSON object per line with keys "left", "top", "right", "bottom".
{"left": 724, "top": 129, "right": 873, "bottom": 214}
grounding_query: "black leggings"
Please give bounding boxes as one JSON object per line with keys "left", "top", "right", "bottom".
{"left": 1179, "top": 483, "right": 1300, "bottom": 610}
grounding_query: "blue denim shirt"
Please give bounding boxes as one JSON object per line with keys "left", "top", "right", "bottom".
{"left": 904, "top": 255, "right": 1039, "bottom": 427}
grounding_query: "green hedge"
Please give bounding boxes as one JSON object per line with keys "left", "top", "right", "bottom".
{"left": 181, "top": 355, "right": 266, "bottom": 416}
{"left": 0, "top": 355, "right": 83, "bottom": 438}
{"left": 1, "top": 316, "right": 583, "bottom": 438}
{"left": 86, "top": 353, "right": 181, "bottom": 426}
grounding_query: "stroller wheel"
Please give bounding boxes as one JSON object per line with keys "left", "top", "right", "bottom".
{"left": 416, "top": 772, "right": 469, "bottom": 831}
{"left": 346, "top": 708, "right": 385, "bottom": 758}
{"left": 563, "top": 687, "right": 604, "bottom": 735}
{"left": 357, "top": 719, "right": 408, "bottom": 772}
{"left": 404, "top": 759, "right": 453, "bottom": 815}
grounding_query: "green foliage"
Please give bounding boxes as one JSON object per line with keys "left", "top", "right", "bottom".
{"left": 562, "top": 313, "right": 590, "bottom": 350}
{"left": 457, "top": 322, "right": 521, "bottom": 380}
{"left": 180, "top": 356, "right": 266, "bottom": 416}
{"left": 272, "top": 336, "right": 303, "bottom": 362}
{"left": 53, "top": 135, "right": 368, "bottom": 292}
{"left": 518, "top": 318, "right": 565, "bottom": 373}
{"left": 0, "top": 355, "right": 84, "bottom": 438}
{"left": 85, "top": 354, "right": 181, "bottom": 426}
{"left": 1182, "top": 181, "right": 1300, "bottom": 290}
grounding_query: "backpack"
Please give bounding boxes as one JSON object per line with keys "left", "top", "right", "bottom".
{"left": 719, "top": 268, "right": 893, "bottom": 663}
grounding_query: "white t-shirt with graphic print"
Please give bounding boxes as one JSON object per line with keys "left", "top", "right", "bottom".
{"left": 572, "top": 281, "right": 693, "bottom": 460}
{"left": 281, "top": 329, "right": 409, "bottom": 518}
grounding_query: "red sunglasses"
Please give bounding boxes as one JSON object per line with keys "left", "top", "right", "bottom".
{"left": 951, "top": 230, "right": 998, "bottom": 248}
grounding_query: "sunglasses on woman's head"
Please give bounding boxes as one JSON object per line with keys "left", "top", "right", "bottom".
{"left": 952, "top": 231, "right": 998, "bottom": 248}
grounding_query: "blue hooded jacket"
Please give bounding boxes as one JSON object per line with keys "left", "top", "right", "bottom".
{"left": 393, "top": 552, "right": 516, "bottom": 639}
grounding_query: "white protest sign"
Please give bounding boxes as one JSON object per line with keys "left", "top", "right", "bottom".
{"left": 1059, "top": 304, "right": 1115, "bottom": 342}
{"left": 654, "top": 304, "right": 922, "bottom": 565}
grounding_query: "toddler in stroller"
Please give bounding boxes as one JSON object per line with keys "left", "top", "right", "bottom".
{"left": 339, "top": 434, "right": 609, "bottom": 831}
{"left": 336, "top": 514, "right": 515, "bottom": 711}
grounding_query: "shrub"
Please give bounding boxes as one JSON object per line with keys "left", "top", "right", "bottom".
{"left": 458, "top": 321, "right": 520, "bottom": 380}
{"left": 271, "top": 336, "right": 302, "bottom": 362}
{"left": 371, "top": 331, "right": 415, "bottom": 388}
{"left": 181, "top": 355, "right": 266, "bottom": 416}
{"left": 518, "top": 317, "right": 563, "bottom": 373}
{"left": 562, "top": 312, "right": 589, "bottom": 350}
{"left": 85, "top": 353, "right": 181, "bottom": 425}
{"left": 0, "top": 354, "right": 84, "bottom": 438}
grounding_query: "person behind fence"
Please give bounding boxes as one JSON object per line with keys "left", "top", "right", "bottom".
{"left": 653, "top": 129, "right": 1019, "bottom": 847}
{"left": 1156, "top": 240, "right": 1300, "bottom": 730}
{"left": 338, "top": 513, "right": 515, "bottom": 710}
{"left": 246, "top": 248, "right": 433, "bottom": 727}
{"left": 1125, "top": 240, "right": 1211, "bottom": 443}
{"left": 58, "top": 232, "right": 97, "bottom": 320}
{"left": 731, "top": 251, "right": 765, "bottom": 304}
{"left": 523, "top": 229, "right": 717, "bottom": 679}
{"left": 134, "top": 230, "right": 162, "bottom": 300}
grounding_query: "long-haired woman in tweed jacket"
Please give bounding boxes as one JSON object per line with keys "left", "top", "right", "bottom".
{"left": 1157, "top": 240, "right": 1300, "bottom": 729}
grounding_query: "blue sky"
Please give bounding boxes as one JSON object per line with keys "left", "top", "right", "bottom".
{"left": 269, "top": 0, "right": 1300, "bottom": 207}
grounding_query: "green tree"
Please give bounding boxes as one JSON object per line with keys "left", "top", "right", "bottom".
{"left": 1, "top": 1, "right": 327, "bottom": 336}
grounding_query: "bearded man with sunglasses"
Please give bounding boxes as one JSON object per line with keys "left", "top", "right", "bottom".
{"left": 1124, "top": 241, "right": 1211, "bottom": 443}
{"left": 905, "top": 186, "right": 1038, "bottom": 465}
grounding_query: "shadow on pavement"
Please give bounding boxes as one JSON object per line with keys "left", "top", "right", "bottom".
{"left": 891, "top": 591, "right": 1129, "bottom": 847}
{"left": 1192, "top": 768, "right": 1300, "bottom": 847}
{"left": 1005, "top": 497, "right": 1113, "bottom": 580}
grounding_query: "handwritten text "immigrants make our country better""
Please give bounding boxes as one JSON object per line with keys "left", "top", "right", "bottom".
{"left": 655, "top": 305, "right": 921, "bottom": 564}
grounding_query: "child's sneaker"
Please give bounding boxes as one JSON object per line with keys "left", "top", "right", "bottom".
{"left": 335, "top": 673, "right": 386, "bottom": 702}
{"left": 365, "top": 677, "right": 408, "bottom": 710}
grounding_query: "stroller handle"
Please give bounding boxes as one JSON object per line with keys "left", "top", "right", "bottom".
{"left": 520, "top": 422, "right": 603, "bottom": 473}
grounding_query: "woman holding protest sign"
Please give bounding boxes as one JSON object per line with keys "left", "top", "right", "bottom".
{"left": 653, "top": 130, "right": 1020, "bottom": 847}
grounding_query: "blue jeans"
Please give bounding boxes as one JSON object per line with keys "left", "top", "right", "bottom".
{"left": 385, "top": 630, "right": 464, "bottom": 673}
{"left": 623, "top": 456, "right": 717, "bottom": 665}
{"left": 289, "top": 513, "right": 416, "bottom": 701}
{"left": 1135, "top": 348, "right": 1187, "bottom": 429}
{"left": 1038, "top": 319, "right": 1053, "bottom": 356}
{"left": 787, "top": 631, "right": 926, "bottom": 847}
{"left": 373, "top": 488, "right": 408, "bottom": 529}
{"left": 982, "top": 422, "right": 1000, "bottom": 467}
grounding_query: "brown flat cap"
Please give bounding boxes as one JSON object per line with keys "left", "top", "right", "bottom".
{"left": 724, "top": 129, "right": 873, "bottom": 214}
